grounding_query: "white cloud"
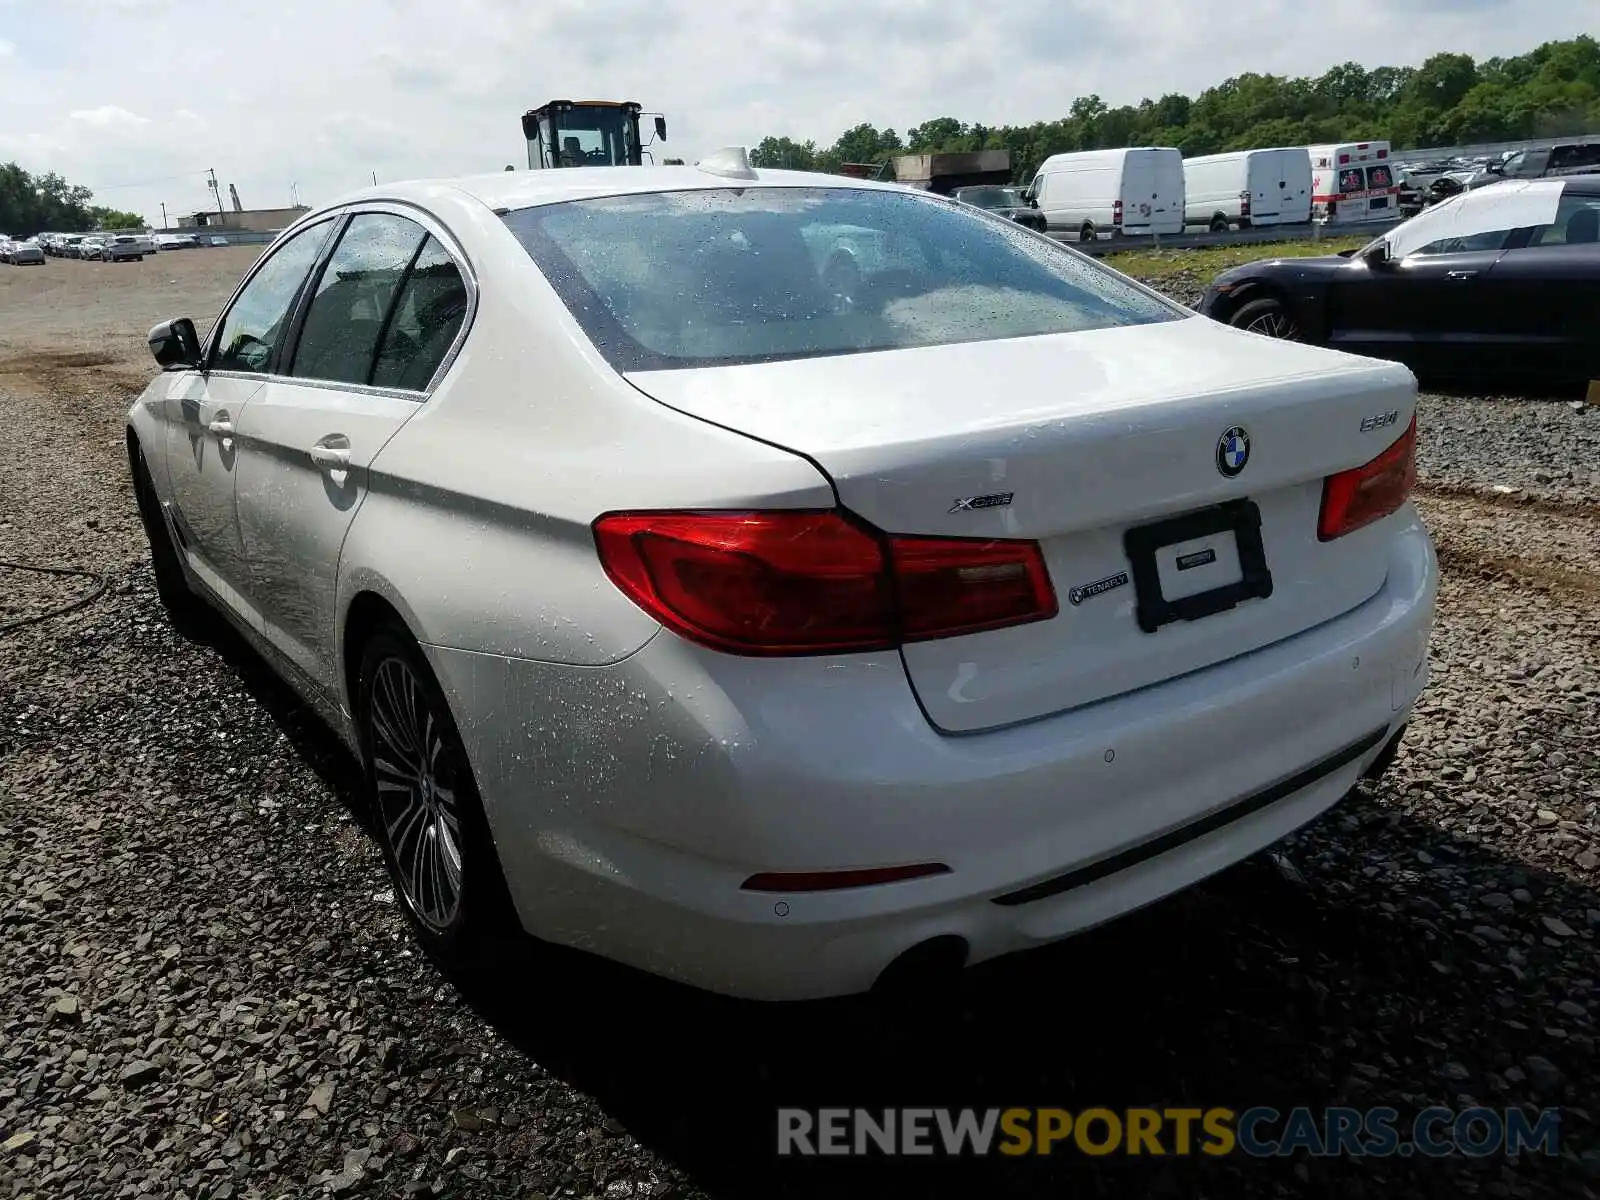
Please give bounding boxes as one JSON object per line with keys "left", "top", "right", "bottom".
{"left": 0, "top": 0, "right": 1590, "bottom": 227}
{"left": 68, "top": 105, "right": 152, "bottom": 128}
{"left": 0, "top": 38, "right": 14, "bottom": 58}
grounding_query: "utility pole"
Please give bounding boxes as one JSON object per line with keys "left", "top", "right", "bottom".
{"left": 160, "top": 202, "right": 168, "bottom": 230}
{"left": 207, "top": 168, "right": 224, "bottom": 219}
{"left": 371, "top": 171, "right": 378, "bottom": 186}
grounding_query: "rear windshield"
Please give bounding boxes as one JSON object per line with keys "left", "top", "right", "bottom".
{"left": 501, "top": 186, "right": 1182, "bottom": 371}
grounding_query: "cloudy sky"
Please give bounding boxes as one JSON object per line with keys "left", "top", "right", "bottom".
{"left": 0, "top": 0, "right": 1587, "bottom": 226}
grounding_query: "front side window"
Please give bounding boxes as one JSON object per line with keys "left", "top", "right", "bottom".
{"left": 210, "top": 219, "right": 337, "bottom": 373}
{"left": 502, "top": 187, "right": 1182, "bottom": 372}
{"left": 289, "top": 213, "right": 425, "bottom": 386}
{"left": 1411, "top": 227, "right": 1513, "bottom": 256}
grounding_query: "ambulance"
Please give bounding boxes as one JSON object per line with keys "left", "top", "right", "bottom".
{"left": 1306, "top": 142, "right": 1399, "bottom": 225}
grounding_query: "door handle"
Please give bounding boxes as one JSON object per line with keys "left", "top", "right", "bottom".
{"left": 308, "top": 445, "right": 352, "bottom": 470}
{"left": 1446, "top": 270, "right": 1477, "bottom": 280}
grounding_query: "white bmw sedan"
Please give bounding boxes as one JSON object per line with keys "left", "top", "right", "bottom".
{"left": 127, "top": 158, "right": 1437, "bottom": 1001}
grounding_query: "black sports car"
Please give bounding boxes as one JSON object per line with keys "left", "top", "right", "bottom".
{"left": 951, "top": 185, "right": 1049, "bottom": 233}
{"left": 1197, "top": 174, "right": 1600, "bottom": 389}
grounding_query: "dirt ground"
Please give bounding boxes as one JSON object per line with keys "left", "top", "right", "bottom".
{"left": 1, "top": 247, "right": 1596, "bottom": 1199}
{"left": 0, "top": 245, "right": 262, "bottom": 354}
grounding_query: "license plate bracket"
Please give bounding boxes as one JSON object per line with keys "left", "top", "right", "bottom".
{"left": 1123, "top": 500, "right": 1273, "bottom": 634}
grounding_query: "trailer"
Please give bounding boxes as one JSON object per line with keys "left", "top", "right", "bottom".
{"left": 890, "top": 151, "right": 1011, "bottom": 195}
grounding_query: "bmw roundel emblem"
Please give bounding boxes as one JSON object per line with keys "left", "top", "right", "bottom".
{"left": 1216, "top": 426, "right": 1250, "bottom": 478}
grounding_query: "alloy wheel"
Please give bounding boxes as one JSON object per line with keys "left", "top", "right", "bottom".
{"left": 369, "top": 656, "right": 465, "bottom": 933}
{"left": 1244, "top": 309, "right": 1299, "bottom": 339}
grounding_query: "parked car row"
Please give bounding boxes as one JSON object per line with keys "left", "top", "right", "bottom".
{"left": 29, "top": 230, "right": 225, "bottom": 259}
{"left": 0, "top": 235, "right": 46, "bottom": 264}
{"left": 38, "top": 232, "right": 152, "bottom": 260}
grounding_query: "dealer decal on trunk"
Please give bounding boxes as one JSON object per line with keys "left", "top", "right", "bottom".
{"left": 1068, "top": 571, "right": 1130, "bottom": 606}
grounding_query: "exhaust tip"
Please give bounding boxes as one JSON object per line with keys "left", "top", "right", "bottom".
{"left": 872, "top": 935, "right": 970, "bottom": 996}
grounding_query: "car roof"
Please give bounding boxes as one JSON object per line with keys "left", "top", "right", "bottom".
{"left": 319, "top": 164, "right": 911, "bottom": 215}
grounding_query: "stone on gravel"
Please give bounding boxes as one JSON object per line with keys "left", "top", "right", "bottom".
{"left": 117, "top": 1060, "right": 161, "bottom": 1088}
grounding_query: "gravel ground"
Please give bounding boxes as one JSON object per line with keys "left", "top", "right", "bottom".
{"left": 1, "top": 251, "right": 1598, "bottom": 1200}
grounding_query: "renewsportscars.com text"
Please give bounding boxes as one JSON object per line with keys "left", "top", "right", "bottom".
{"left": 776, "top": 1106, "right": 1561, "bottom": 1158}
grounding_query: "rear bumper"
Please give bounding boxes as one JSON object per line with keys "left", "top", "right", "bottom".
{"left": 428, "top": 515, "right": 1436, "bottom": 1001}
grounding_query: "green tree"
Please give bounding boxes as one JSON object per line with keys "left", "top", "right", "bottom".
{"left": 750, "top": 136, "right": 820, "bottom": 170}
{"left": 89, "top": 207, "right": 146, "bottom": 230}
{"left": 751, "top": 36, "right": 1600, "bottom": 183}
{"left": 0, "top": 162, "right": 132, "bottom": 235}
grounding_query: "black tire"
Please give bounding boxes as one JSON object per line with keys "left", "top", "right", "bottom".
{"left": 357, "top": 621, "right": 519, "bottom": 974}
{"left": 1229, "top": 296, "right": 1300, "bottom": 340}
{"left": 1209, "top": 214, "right": 1229, "bottom": 233}
{"left": 129, "top": 440, "right": 212, "bottom": 637}
{"left": 1078, "top": 223, "right": 1096, "bottom": 243}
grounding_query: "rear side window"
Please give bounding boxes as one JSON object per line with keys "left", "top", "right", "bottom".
{"left": 1525, "top": 194, "right": 1600, "bottom": 247}
{"left": 290, "top": 214, "right": 426, "bottom": 386}
{"left": 370, "top": 236, "right": 470, "bottom": 390}
{"left": 1366, "top": 165, "right": 1393, "bottom": 189}
{"left": 502, "top": 186, "right": 1181, "bottom": 371}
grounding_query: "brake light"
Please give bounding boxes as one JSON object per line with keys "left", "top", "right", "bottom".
{"left": 592, "top": 510, "right": 1058, "bottom": 655}
{"left": 1240, "top": 190, "right": 1252, "bottom": 217}
{"left": 1112, "top": 198, "right": 1123, "bottom": 226}
{"left": 1317, "top": 417, "right": 1417, "bottom": 541}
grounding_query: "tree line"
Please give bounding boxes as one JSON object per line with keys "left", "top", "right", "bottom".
{"left": 0, "top": 163, "right": 144, "bottom": 237}
{"left": 751, "top": 36, "right": 1600, "bottom": 184}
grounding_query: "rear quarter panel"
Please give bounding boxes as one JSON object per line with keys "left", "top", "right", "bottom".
{"left": 337, "top": 213, "right": 835, "bottom": 678}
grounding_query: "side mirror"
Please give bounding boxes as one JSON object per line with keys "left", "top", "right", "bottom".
{"left": 654, "top": 116, "right": 668, "bottom": 142}
{"left": 1361, "top": 241, "right": 1392, "bottom": 268}
{"left": 149, "top": 317, "right": 201, "bottom": 369}
{"left": 520, "top": 112, "right": 539, "bottom": 141}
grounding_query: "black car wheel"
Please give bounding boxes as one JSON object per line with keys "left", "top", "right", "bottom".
{"left": 1230, "top": 297, "right": 1301, "bottom": 340}
{"left": 130, "top": 440, "right": 212, "bottom": 637}
{"left": 1078, "top": 223, "right": 1096, "bottom": 243}
{"left": 1209, "top": 214, "right": 1229, "bottom": 233}
{"left": 357, "top": 621, "right": 518, "bottom": 973}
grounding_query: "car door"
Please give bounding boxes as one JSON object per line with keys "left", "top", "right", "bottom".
{"left": 1323, "top": 193, "right": 1519, "bottom": 378}
{"left": 161, "top": 217, "right": 338, "bottom": 620}
{"left": 233, "top": 211, "right": 473, "bottom": 696}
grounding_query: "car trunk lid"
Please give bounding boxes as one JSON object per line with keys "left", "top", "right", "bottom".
{"left": 625, "top": 316, "right": 1417, "bottom": 732}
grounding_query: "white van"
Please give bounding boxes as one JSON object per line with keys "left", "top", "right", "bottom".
{"left": 1183, "top": 148, "right": 1312, "bottom": 231}
{"left": 1306, "top": 142, "right": 1399, "bottom": 225}
{"left": 1026, "top": 148, "right": 1185, "bottom": 241}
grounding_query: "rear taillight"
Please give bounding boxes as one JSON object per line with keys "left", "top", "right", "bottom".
{"left": 1112, "top": 198, "right": 1123, "bottom": 226}
{"left": 1317, "top": 416, "right": 1417, "bottom": 541}
{"left": 1376, "top": 148, "right": 1387, "bottom": 158}
{"left": 1240, "top": 190, "right": 1251, "bottom": 216}
{"left": 1339, "top": 153, "right": 1351, "bottom": 164}
{"left": 592, "top": 510, "right": 1057, "bottom": 656}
